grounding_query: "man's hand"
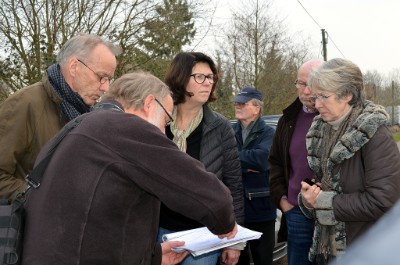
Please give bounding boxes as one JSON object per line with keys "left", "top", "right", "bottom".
{"left": 218, "top": 223, "right": 238, "bottom": 239}
{"left": 161, "top": 241, "right": 189, "bottom": 265}
{"left": 280, "top": 196, "right": 294, "bottom": 213}
{"left": 221, "top": 248, "right": 240, "bottom": 265}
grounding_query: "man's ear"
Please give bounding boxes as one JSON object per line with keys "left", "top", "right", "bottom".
{"left": 67, "top": 58, "right": 79, "bottom": 77}
{"left": 143, "top": 94, "right": 156, "bottom": 117}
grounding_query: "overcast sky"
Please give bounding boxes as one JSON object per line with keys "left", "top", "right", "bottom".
{"left": 196, "top": 0, "right": 400, "bottom": 77}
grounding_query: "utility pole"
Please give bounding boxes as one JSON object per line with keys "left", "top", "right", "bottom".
{"left": 321, "top": 29, "right": 328, "bottom": 61}
{"left": 392, "top": 81, "right": 395, "bottom": 125}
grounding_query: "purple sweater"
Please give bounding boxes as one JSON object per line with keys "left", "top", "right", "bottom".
{"left": 287, "top": 110, "right": 317, "bottom": 206}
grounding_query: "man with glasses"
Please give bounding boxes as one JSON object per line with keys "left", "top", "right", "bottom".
{"left": 232, "top": 87, "right": 276, "bottom": 265}
{"left": 0, "top": 33, "right": 121, "bottom": 200}
{"left": 22, "top": 71, "right": 238, "bottom": 265}
{"left": 269, "top": 59, "right": 324, "bottom": 265}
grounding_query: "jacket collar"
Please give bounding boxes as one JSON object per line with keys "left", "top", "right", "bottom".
{"left": 306, "top": 100, "right": 389, "bottom": 179}
{"left": 234, "top": 116, "right": 265, "bottom": 147}
{"left": 282, "top": 97, "right": 303, "bottom": 121}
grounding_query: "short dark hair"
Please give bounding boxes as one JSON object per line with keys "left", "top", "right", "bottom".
{"left": 164, "top": 52, "right": 218, "bottom": 105}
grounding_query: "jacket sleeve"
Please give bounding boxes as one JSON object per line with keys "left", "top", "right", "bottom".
{"left": 127, "top": 123, "right": 237, "bottom": 236}
{"left": 151, "top": 243, "right": 162, "bottom": 265}
{"left": 0, "top": 93, "right": 30, "bottom": 199}
{"left": 268, "top": 117, "right": 288, "bottom": 208}
{"left": 219, "top": 120, "right": 245, "bottom": 225}
{"left": 333, "top": 126, "right": 400, "bottom": 221}
{"left": 239, "top": 125, "right": 274, "bottom": 172}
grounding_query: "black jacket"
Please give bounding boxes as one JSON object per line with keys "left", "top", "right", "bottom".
{"left": 268, "top": 98, "right": 303, "bottom": 241}
{"left": 269, "top": 98, "right": 303, "bottom": 207}
{"left": 159, "top": 104, "right": 244, "bottom": 230}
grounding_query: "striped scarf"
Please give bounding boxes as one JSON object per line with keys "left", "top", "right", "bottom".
{"left": 47, "top": 64, "right": 91, "bottom": 121}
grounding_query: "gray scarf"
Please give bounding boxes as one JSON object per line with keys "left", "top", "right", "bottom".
{"left": 306, "top": 100, "right": 390, "bottom": 264}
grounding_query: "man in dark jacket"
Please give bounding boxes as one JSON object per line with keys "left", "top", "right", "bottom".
{"left": 22, "top": 71, "right": 237, "bottom": 265}
{"left": 0, "top": 33, "right": 121, "bottom": 200}
{"left": 268, "top": 59, "right": 323, "bottom": 265}
{"left": 232, "top": 87, "right": 276, "bottom": 265}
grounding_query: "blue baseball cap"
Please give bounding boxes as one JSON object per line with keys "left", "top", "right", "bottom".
{"left": 232, "top": 87, "right": 263, "bottom": 103}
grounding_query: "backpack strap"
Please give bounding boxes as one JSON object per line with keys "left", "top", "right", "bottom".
{"left": 22, "top": 113, "right": 89, "bottom": 195}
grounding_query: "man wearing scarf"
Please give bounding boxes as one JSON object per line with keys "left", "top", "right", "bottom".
{"left": 0, "top": 33, "right": 121, "bottom": 200}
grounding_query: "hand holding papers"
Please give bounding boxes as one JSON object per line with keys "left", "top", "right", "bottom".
{"left": 218, "top": 222, "right": 238, "bottom": 239}
{"left": 162, "top": 225, "right": 262, "bottom": 257}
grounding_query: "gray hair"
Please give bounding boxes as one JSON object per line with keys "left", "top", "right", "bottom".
{"left": 57, "top": 33, "right": 122, "bottom": 66}
{"left": 102, "top": 71, "right": 171, "bottom": 109}
{"left": 249, "top": 98, "right": 263, "bottom": 116}
{"left": 308, "top": 58, "right": 365, "bottom": 106}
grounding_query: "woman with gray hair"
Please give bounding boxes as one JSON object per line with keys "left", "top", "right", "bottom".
{"left": 298, "top": 58, "right": 400, "bottom": 264}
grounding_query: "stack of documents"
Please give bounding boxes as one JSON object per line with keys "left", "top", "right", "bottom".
{"left": 162, "top": 225, "right": 262, "bottom": 257}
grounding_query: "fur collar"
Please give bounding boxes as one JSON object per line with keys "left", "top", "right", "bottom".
{"left": 306, "top": 100, "right": 389, "bottom": 183}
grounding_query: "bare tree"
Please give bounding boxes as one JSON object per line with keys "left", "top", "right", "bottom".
{"left": 0, "top": 0, "right": 198, "bottom": 94}
{"left": 0, "top": 80, "right": 10, "bottom": 103}
{"left": 214, "top": 0, "right": 310, "bottom": 114}
{"left": 363, "top": 70, "right": 383, "bottom": 103}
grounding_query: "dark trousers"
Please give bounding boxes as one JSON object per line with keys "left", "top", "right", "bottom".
{"left": 237, "top": 220, "right": 275, "bottom": 265}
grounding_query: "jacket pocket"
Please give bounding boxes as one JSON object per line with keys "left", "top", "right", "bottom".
{"left": 244, "top": 187, "right": 270, "bottom": 200}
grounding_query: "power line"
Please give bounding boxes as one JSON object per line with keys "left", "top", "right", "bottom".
{"left": 296, "top": 0, "right": 323, "bottom": 29}
{"left": 325, "top": 31, "right": 346, "bottom": 58}
{"left": 296, "top": 0, "right": 346, "bottom": 58}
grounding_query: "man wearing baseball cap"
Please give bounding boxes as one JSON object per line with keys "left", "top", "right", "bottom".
{"left": 232, "top": 87, "right": 277, "bottom": 265}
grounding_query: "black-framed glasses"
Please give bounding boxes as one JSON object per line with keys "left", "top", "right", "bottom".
{"left": 190, "top": 73, "right": 218, "bottom": 84}
{"left": 77, "top": 59, "right": 113, "bottom": 84}
{"left": 155, "top": 98, "right": 174, "bottom": 127}
{"left": 294, "top": 80, "right": 307, "bottom": 89}
{"left": 310, "top": 93, "right": 335, "bottom": 103}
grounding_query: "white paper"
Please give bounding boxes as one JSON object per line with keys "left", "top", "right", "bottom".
{"left": 162, "top": 225, "right": 262, "bottom": 257}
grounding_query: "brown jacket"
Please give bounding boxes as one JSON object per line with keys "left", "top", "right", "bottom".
{"left": 0, "top": 73, "right": 63, "bottom": 199}
{"left": 300, "top": 101, "right": 400, "bottom": 246}
{"left": 22, "top": 108, "right": 236, "bottom": 265}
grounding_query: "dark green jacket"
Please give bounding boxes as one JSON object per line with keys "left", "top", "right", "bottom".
{"left": 0, "top": 72, "right": 63, "bottom": 199}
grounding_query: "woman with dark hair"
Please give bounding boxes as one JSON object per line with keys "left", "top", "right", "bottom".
{"left": 298, "top": 58, "right": 400, "bottom": 264}
{"left": 157, "top": 52, "right": 244, "bottom": 265}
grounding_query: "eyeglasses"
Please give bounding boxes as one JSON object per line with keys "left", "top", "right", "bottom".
{"left": 234, "top": 102, "right": 257, "bottom": 107}
{"left": 190, "top": 73, "right": 218, "bottom": 84}
{"left": 310, "top": 93, "right": 335, "bottom": 103}
{"left": 294, "top": 80, "right": 307, "bottom": 89}
{"left": 155, "top": 98, "right": 174, "bottom": 127}
{"left": 77, "top": 59, "right": 113, "bottom": 84}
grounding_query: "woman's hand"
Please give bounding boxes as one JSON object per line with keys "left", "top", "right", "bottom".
{"left": 300, "top": 180, "right": 322, "bottom": 208}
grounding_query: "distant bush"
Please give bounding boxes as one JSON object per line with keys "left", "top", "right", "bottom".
{"left": 392, "top": 132, "right": 400, "bottom": 142}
